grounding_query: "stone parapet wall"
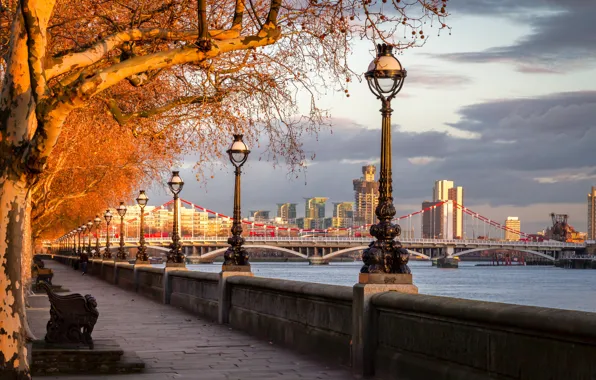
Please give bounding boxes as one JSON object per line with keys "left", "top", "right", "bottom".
{"left": 371, "top": 292, "right": 596, "bottom": 380}
{"left": 135, "top": 266, "right": 164, "bottom": 302}
{"left": 49, "top": 255, "right": 596, "bottom": 380}
{"left": 169, "top": 271, "right": 220, "bottom": 321}
{"left": 227, "top": 276, "right": 353, "bottom": 365}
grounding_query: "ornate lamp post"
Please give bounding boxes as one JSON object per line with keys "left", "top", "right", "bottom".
{"left": 223, "top": 134, "right": 251, "bottom": 270}
{"left": 136, "top": 190, "right": 149, "bottom": 263}
{"left": 94, "top": 215, "right": 101, "bottom": 258}
{"left": 86, "top": 220, "right": 93, "bottom": 256}
{"left": 167, "top": 171, "right": 185, "bottom": 266}
{"left": 78, "top": 226, "right": 85, "bottom": 256}
{"left": 361, "top": 44, "right": 409, "bottom": 275}
{"left": 116, "top": 202, "right": 128, "bottom": 261}
{"left": 103, "top": 209, "right": 113, "bottom": 259}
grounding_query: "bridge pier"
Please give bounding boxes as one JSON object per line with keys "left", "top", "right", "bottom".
{"left": 437, "top": 246, "right": 458, "bottom": 269}
{"left": 309, "top": 257, "right": 329, "bottom": 265}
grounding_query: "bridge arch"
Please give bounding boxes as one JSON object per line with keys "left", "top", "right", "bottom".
{"left": 452, "top": 247, "right": 555, "bottom": 261}
{"left": 322, "top": 246, "right": 430, "bottom": 261}
{"left": 200, "top": 245, "right": 308, "bottom": 260}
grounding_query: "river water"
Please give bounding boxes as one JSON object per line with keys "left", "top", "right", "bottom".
{"left": 186, "top": 261, "right": 596, "bottom": 313}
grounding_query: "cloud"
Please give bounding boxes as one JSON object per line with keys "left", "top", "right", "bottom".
{"left": 405, "top": 67, "right": 472, "bottom": 88}
{"left": 438, "top": 1, "right": 596, "bottom": 72}
{"left": 148, "top": 91, "right": 596, "bottom": 233}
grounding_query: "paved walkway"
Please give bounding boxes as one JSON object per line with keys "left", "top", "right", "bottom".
{"left": 27, "top": 261, "right": 360, "bottom": 380}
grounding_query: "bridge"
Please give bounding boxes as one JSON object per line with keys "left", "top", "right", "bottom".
{"left": 51, "top": 198, "right": 586, "bottom": 264}
{"left": 65, "top": 236, "right": 583, "bottom": 264}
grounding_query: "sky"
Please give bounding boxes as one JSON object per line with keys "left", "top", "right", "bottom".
{"left": 147, "top": 0, "right": 596, "bottom": 235}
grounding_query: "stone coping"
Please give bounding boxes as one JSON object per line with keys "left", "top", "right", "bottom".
{"left": 372, "top": 292, "right": 596, "bottom": 341}
{"left": 115, "top": 262, "right": 134, "bottom": 269}
{"left": 134, "top": 266, "right": 165, "bottom": 274}
{"left": 168, "top": 270, "right": 219, "bottom": 282}
{"left": 102, "top": 261, "right": 115, "bottom": 267}
{"left": 227, "top": 275, "right": 352, "bottom": 302}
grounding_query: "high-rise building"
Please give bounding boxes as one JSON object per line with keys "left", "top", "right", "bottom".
{"left": 302, "top": 197, "right": 328, "bottom": 229}
{"left": 250, "top": 210, "right": 270, "bottom": 222}
{"left": 331, "top": 202, "right": 354, "bottom": 228}
{"left": 433, "top": 180, "right": 454, "bottom": 202}
{"left": 589, "top": 187, "right": 596, "bottom": 240}
{"left": 448, "top": 186, "right": 464, "bottom": 239}
{"left": 353, "top": 165, "right": 379, "bottom": 227}
{"left": 504, "top": 217, "right": 521, "bottom": 241}
{"left": 430, "top": 180, "right": 464, "bottom": 239}
{"left": 421, "top": 201, "right": 442, "bottom": 238}
{"left": 276, "top": 203, "right": 297, "bottom": 224}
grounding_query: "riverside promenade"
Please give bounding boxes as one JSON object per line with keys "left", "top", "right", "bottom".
{"left": 27, "top": 261, "right": 360, "bottom": 380}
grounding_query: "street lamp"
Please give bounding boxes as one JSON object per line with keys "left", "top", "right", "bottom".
{"left": 104, "top": 209, "right": 113, "bottom": 260}
{"left": 167, "top": 171, "right": 185, "bottom": 266}
{"left": 86, "top": 220, "right": 93, "bottom": 257}
{"left": 116, "top": 202, "right": 128, "bottom": 261}
{"left": 361, "top": 43, "right": 409, "bottom": 275}
{"left": 94, "top": 215, "right": 101, "bottom": 258}
{"left": 136, "top": 190, "right": 149, "bottom": 263}
{"left": 223, "top": 134, "right": 251, "bottom": 270}
{"left": 79, "top": 226, "right": 86, "bottom": 256}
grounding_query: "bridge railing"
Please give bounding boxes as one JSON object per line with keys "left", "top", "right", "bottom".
{"left": 103, "top": 236, "right": 584, "bottom": 248}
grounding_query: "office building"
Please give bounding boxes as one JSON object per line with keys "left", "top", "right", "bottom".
{"left": 448, "top": 186, "right": 464, "bottom": 239}
{"left": 504, "top": 217, "right": 521, "bottom": 241}
{"left": 276, "top": 203, "right": 297, "bottom": 224}
{"left": 250, "top": 210, "right": 270, "bottom": 222}
{"left": 589, "top": 187, "right": 596, "bottom": 240}
{"left": 421, "top": 200, "right": 452, "bottom": 239}
{"left": 433, "top": 180, "right": 454, "bottom": 202}
{"left": 353, "top": 165, "right": 379, "bottom": 227}
{"left": 331, "top": 202, "right": 354, "bottom": 228}
{"left": 431, "top": 180, "right": 464, "bottom": 239}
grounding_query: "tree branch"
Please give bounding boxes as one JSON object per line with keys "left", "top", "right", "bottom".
{"left": 45, "top": 28, "right": 241, "bottom": 80}
{"left": 107, "top": 93, "right": 224, "bottom": 127}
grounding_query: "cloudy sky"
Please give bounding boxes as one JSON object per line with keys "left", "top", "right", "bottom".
{"left": 148, "top": 0, "right": 596, "bottom": 235}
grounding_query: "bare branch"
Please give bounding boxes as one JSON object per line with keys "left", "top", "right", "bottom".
{"left": 107, "top": 93, "right": 224, "bottom": 126}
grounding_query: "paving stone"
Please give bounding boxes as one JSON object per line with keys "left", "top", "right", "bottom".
{"left": 29, "top": 261, "right": 378, "bottom": 379}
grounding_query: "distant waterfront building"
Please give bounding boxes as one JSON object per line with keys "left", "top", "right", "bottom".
{"left": 331, "top": 202, "right": 354, "bottom": 228}
{"left": 276, "top": 203, "right": 297, "bottom": 224}
{"left": 301, "top": 197, "right": 328, "bottom": 229}
{"left": 421, "top": 201, "right": 444, "bottom": 239}
{"left": 504, "top": 217, "right": 521, "bottom": 241}
{"left": 433, "top": 180, "right": 454, "bottom": 202}
{"left": 431, "top": 180, "right": 464, "bottom": 239}
{"left": 588, "top": 186, "right": 596, "bottom": 240}
{"left": 448, "top": 186, "right": 464, "bottom": 239}
{"left": 249, "top": 210, "right": 270, "bottom": 222}
{"left": 353, "top": 165, "right": 379, "bottom": 227}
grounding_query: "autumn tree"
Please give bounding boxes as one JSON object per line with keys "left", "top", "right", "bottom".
{"left": 0, "top": 0, "right": 448, "bottom": 377}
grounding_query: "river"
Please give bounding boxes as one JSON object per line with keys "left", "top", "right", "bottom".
{"left": 184, "top": 261, "right": 596, "bottom": 313}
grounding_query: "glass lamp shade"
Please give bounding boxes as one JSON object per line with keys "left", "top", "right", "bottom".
{"left": 136, "top": 190, "right": 149, "bottom": 207}
{"left": 81, "top": 225, "right": 87, "bottom": 232}
{"left": 167, "top": 171, "right": 184, "bottom": 195}
{"left": 87, "top": 220, "right": 93, "bottom": 229}
{"left": 365, "top": 43, "right": 407, "bottom": 98}
{"left": 104, "top": 209, "right": 113, "bottom": 224}
{"left": 94, "top": 215, "right": 101, "bottom": 227}
{"left": 116, "top": 201, "right": 127, "bottom": 217}
{"left": 227, "top": 134, "right": 250, "bottom": 167}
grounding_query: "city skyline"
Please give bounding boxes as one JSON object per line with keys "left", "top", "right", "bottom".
{"left": 144, "top": 0, "right": 596, "bottom": 236}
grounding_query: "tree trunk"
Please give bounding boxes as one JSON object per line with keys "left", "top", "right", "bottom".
{"left": 0, "top": 172, "right": 31, "bottom": 379}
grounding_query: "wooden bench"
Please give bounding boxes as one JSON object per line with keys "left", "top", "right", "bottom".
{"left": 32, "top": 260, "right": 54, "bottom": 285}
